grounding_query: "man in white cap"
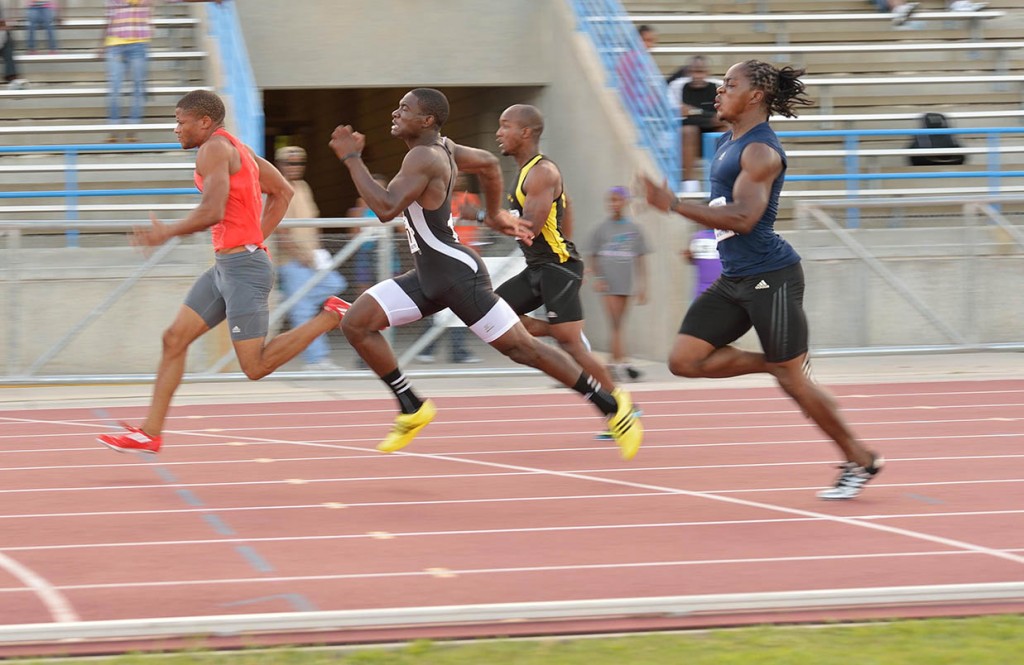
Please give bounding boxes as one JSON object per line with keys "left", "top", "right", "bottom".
{"left": 275, "top": 145, "right": 347, "bottom": 370}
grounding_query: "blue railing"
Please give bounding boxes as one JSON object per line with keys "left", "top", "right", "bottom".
{"left": 0, "top": 143, "right": 197, "bottom": 244}
{"left": 569, "top": 0, "right": 679, "bottom": 183}
{"left": 701, "top": 126, "right": 1024, "bottom": 225}
{"left": 206, "top": 1, "right": 264, "bottom": 155}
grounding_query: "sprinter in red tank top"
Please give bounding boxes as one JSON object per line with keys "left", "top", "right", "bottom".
{"left": 97, "top": 90, "right": 351, "bottom": 455}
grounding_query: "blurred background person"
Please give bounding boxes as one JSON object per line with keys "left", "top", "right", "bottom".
{"left": 683, "top": 226, "right": 723, "bottom": 299}
{"left": 1, "top": 3, "right": 27, "bottom": 88}
{"left": 25, "top": 0, "right": 59, "bottom": 53}
{"left": 588, "top": 186, "right": 649, "bottom": 381}
{"left": 103, "top": 0, "right": 221, "bottom": 142}
{"left": 275, "top": 145, "right": 347, "bottom": 371}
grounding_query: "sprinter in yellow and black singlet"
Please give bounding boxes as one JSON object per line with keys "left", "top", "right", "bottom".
{"left": 488, "top": 104, "right": 621, "bottom": 395}
{"left": 508, "top": 153, "right": 577, "bottom": 266}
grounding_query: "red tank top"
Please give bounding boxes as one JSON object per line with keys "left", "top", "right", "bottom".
{"left": 193, "top": 128, "right": 264, "bottom": 251}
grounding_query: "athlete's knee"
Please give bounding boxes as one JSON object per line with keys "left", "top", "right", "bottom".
{"left": 502, "top": 340, "right": 538, "bottom": 367}
{"left": 521, "top": 316, "right": 548, "bottom": 338}
{"left": 768, "top": 363, "right": 814, "bottom": 399}
{"left": 160, "top": 326, "right": 192, "bottom": 356}
{"left": 668, "top": 355, "right": 704, "bottom": 378}
{"left": 240, "top": 362, "right": 270, "bottom": 382}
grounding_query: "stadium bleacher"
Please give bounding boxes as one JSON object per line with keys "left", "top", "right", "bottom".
{"left": 621, "top": 0, "right": 1024, "bottom": 210}
{"left": 0, "top": 1, "right": 208, "bottom": 220}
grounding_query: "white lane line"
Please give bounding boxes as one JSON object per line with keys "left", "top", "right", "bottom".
{"left": 0, "top": 412, "right": 1019, "bottom": 444}
{"left": 0, "top": 552, "right": 79, "bottom": 622}
{"left": 5, "top": 508, "right": 1024, "bottom": 553}
{"left": 3, "top": 451, "right": 1024, "bottom": 474}
{"left": 138, "top": 425, "right": 1024, "bottom": 569}
{"left": 0, "top": 549, "right": 1010, "bottom": 594}
{"left": 7, "top": 414, "right": 1024, "bottom": 579}
{"left": 3, "top": 387, "right": 1024, "bottom": 424}
{"left": 382, "top": 453, "right": 1024, "bottom": 567}
{"left": 2, "top": 473, "right": 1023, "bottom": 497}
{"left": 0, "top": 493, "right": 670, "bottom": 520}
{"left": 2, "top": 391, "right": 1024, "bottom": 432}
{"left": 1, "top": 431, "right": 1019, "bottom": 456}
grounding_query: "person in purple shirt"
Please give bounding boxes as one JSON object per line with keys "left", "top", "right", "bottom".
{"left": 683, "top": 227, "right": 722, "bottom": 299}
{"left": 643, "top": 60, "right": 883, "bottom": 500}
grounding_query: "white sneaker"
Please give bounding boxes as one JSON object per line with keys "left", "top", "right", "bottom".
{"left": 7, "top": 78, "right": 27, "bottom": 90}
{"left": 817, "top": 456, "right": 885, "bottom": 500}
{"left": 414, "top": 353, "right": 435, "bottom": 364}
{"left": 949, "top": 0, "right": 986, "bottom": 11}
{"left": 892, "top": 2, "right": 918, "bottom": 25}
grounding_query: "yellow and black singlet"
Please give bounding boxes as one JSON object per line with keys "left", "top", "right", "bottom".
{"left": 508, "top": 154, "right": 580, "bottom": 266}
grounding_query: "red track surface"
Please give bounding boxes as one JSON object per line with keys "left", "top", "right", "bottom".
{"left": 1, "top": 379, "right": 1023, "bottom": 654}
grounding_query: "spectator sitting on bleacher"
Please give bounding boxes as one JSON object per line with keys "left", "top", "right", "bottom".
{"left": 103, "top": 0, "right": 222, "bottom": 143}
{"left": 667, "top": 55, "right": 725, "bottom": 193}
{"left": 874, "top": 0, "right": 987, "bottom": 27}
{"left": 0, "top": 3, "right": 27, "bottom": 88}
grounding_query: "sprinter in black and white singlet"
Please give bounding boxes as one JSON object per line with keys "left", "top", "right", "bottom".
{"left": 328, "top": 88, "right": 642, "bottom": 459}
{"left": 643, "top": 61, "right": 883, "bottom": 500}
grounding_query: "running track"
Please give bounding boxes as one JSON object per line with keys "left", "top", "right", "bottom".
{"left": 1, "top": 379, "right": 1023, "bottom": 655}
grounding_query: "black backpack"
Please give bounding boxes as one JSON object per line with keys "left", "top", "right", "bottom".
{"left": 907, "top": 113, "right": 966, "bottom": 167}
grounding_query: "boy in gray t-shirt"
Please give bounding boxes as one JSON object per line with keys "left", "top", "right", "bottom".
{"left": 588, "top": 186, "right": 649, "bottom": 380}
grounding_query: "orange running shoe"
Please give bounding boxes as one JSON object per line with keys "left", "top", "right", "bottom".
{"left": 97, "top": 423, "right": 162, "bottom": 455}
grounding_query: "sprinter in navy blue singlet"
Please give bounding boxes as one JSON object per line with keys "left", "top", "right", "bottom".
{"left": 642, "top": 61, "right": 883, "bottom": 500}
{"left": 329, "top": 89, "right": 643, "bottom": 460}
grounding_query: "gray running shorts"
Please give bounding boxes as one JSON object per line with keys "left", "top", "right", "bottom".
{"left": 184, "top": 249, "right": 273, "bottom": 341}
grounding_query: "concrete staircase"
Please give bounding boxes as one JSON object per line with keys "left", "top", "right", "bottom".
{"left": 0, "top": 0, "right": 212, "bottom": 222}
{"left": 622, "top": 0, "right": 1024, "bottom": 213}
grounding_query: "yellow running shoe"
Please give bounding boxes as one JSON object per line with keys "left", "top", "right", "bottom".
{"left": 377, "top": 399, "right": 437, "bottom": 453}
{"left": 608, "top": 389, "right": 643, "bottom": 460}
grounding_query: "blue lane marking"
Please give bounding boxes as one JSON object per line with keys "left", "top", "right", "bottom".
{"left": 153, "top": 466, "right": 179, "bottom": 483}
{"left": 222, "top": 594, "right": 317, "bottom": 612}
{"left": 235, "top": 545, "right": 274, "bottom": 573}
{"left": 92, "top": 408, "right": 279, "bottom": 576}
{"left": 203, "top": 514, "right": 236, "bottom": 536}
{"left": 176, "top": 489, "right": 205, "bottom": 506}
{"left": 905, "top": 493, "right": 945, "bottom": 505}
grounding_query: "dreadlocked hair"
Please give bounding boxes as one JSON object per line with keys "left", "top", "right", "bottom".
{"left": 743, "top": 60, "right": 813, "bottom": 119}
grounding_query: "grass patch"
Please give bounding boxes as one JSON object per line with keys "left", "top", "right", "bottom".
{"left": 20, "top": 615, "right": 1024, "bottom": 664}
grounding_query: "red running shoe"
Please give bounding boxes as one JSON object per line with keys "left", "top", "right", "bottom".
{"left": 97, "top": 423, "right": 162, "bottom": 454}
{"left": 323, "top": 296, "right": 351, "bottom": 323}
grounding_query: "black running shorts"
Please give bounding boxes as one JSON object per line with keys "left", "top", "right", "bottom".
{"left": 680, "top": 261, "right": 808, "bottom": 363}
{"left": 495, "top": 259, "right": 585, "bottom": 325}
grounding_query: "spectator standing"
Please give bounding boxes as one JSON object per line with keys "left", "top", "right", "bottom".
{"left": 25, "top": 0, "right": 59, "bottom": 53}
{"left": 588, "top": 186, "right": 649, "bottom": 381}
{"left": 274, "top": 145, "right": 347, "bottom": 371}
{"left": 1, "top": 3, "right": 28, "bottom": 88}
{"left": 103, "top": 0, "right": 221, "bottom": 142}
{"left": 683, "top": 227, "right": 723, "bottom": 299}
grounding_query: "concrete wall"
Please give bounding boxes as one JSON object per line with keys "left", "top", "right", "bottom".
{"left": 0, "top": 244, "right": 229, "bottom": 376}
{"left": 237, "top": 0, "right": 552, "bottom": 90}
